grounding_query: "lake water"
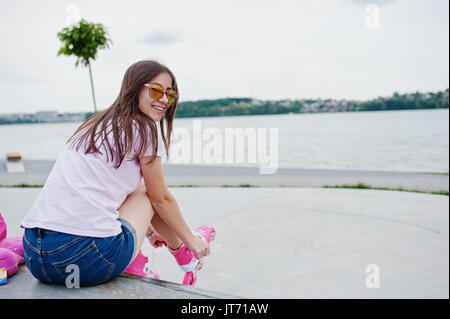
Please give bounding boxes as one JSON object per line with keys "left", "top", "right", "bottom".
{"left": 0, "top": 109, "right": 448, "bottom": 173}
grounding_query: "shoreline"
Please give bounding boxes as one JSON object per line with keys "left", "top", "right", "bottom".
{"left": 1, "top": 107, "right": 448, "bottom": 126}
{"left": 1, "top": 103, "right": 448, "bottom": 125}
{"left": 0, "top": 160, "right": 448, "bottom": 192}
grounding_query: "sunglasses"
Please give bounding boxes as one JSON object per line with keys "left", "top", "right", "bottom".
{"left": 144, "top": 83, "right": 177, "bottom": 104}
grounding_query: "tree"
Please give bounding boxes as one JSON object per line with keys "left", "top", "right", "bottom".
{"left": 57, "top": 19, "right": 112, "bottom": 113}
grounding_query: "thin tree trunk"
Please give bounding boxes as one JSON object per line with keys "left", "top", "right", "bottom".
{"left": 88, "top": 61, "right": 97, "bottom": 113}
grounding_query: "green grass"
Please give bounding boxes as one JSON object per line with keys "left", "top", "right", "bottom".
{"left": 166, "top": 184, "right": 199, "bottom": 188}
{"left": 221, "top": 184, "right": 259, "bottom": 188}
{"left": 323, "top": 183, "right": 449, "bottom": 196}
{"left": 1, "top": 182, "right": 447, "bottom": 196}
{"left": 0, "top": 183, "right": 43, "bottom": 188}
{"left": 168, "top": 184, "right": 259, "bottom": 188}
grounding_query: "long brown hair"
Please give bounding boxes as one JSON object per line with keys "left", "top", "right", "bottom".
{"left": 67, "top": 60, "right": 179, "bottom": 168}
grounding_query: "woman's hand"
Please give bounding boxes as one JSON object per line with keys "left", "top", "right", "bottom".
{"left": 148, "top": 233, "right": 166, "bottom": 248}
{"left": 185, "top": 235, "right": 210, "bottom": 260}
{"left": 146, "top": 223, "right": 166, "bottom": 248}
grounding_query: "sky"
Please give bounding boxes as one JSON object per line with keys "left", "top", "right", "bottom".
{"left": 0, "top": 0, "right": 448, "bottom": 114}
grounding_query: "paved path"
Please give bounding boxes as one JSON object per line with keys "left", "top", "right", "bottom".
{"left": 0, "top": 160, "right": 448, "bottom": 192}
{"left": 1, "top": 187, "right": 448, "bottom": 298}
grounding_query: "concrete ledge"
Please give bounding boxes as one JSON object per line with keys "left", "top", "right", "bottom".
{"left": 1, "top": 265, "right": 242, "bottom": 299}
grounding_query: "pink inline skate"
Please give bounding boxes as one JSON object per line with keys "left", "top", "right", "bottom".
{"left": 124, "top": 250, "right": 159, "bottom": 279}
{"left": 166, "top": 225, "right": 216, "bottom": 286}
{"left": 0, "top": 213, "right": 24, "bottom": 279}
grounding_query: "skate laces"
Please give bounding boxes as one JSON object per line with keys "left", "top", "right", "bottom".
{"left": 143, "top": 247, "right": 159, "bottom": 279}
{"left": 195, "top": 228, "right": 219, "bottom": 257}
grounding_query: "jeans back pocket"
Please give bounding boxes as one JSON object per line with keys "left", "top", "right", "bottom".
{"left": 23, "top": 249, "right": 53, "bottom": 284}
{"left": 53, "top": 241, "right": 115, "bottom": 287}
{"left": 23, "top": 233, "right": 54, "bottom": 283}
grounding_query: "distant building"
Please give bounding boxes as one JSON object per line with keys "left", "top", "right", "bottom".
{"left": 36, "top": 111, "right": 59, "bottom": 122}
{"left": 280, "top": 100, "right": 291, "bottom": 107}
{"left": 250, "top": 99, "right": 263, "bottom": 105}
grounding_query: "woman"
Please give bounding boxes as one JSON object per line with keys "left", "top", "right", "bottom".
{"left": 21, "top": 60, "right": 215, "bottom": 287}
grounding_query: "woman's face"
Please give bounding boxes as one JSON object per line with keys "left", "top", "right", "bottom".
{"left": 138, "top": 72, "right": 174, "bottom": 122}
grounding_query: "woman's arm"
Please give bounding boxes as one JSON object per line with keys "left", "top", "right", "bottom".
{"left": 140, "top": 156, "right": 210, "bottom": 259}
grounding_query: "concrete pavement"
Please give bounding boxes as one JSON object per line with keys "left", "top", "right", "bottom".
{"left": 0, "top": 187, "right": 448, "bottom": 298}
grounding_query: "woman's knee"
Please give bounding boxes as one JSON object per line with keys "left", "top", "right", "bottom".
{"left": 118, "top": 186, "right": 154, "bottom": 229}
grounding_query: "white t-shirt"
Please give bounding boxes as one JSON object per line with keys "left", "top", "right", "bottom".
{"left": 21, "top": 120, "right": 165, "bottom": 237}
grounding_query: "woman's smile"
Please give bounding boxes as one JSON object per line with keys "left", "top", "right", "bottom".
{"left": 151, "top": 104, "right": 166, "bottom": 113}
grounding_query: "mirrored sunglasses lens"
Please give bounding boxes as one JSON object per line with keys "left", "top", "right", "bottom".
{"left": 167, "top": 91, "right": 176, "bottom": 103}
{"left": 150, "top": 85, "right": 164, "bottom": 99}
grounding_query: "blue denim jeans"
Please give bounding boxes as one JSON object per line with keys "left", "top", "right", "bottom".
{"left": 22, "top": 218, "right": 138, "bottom": 287}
